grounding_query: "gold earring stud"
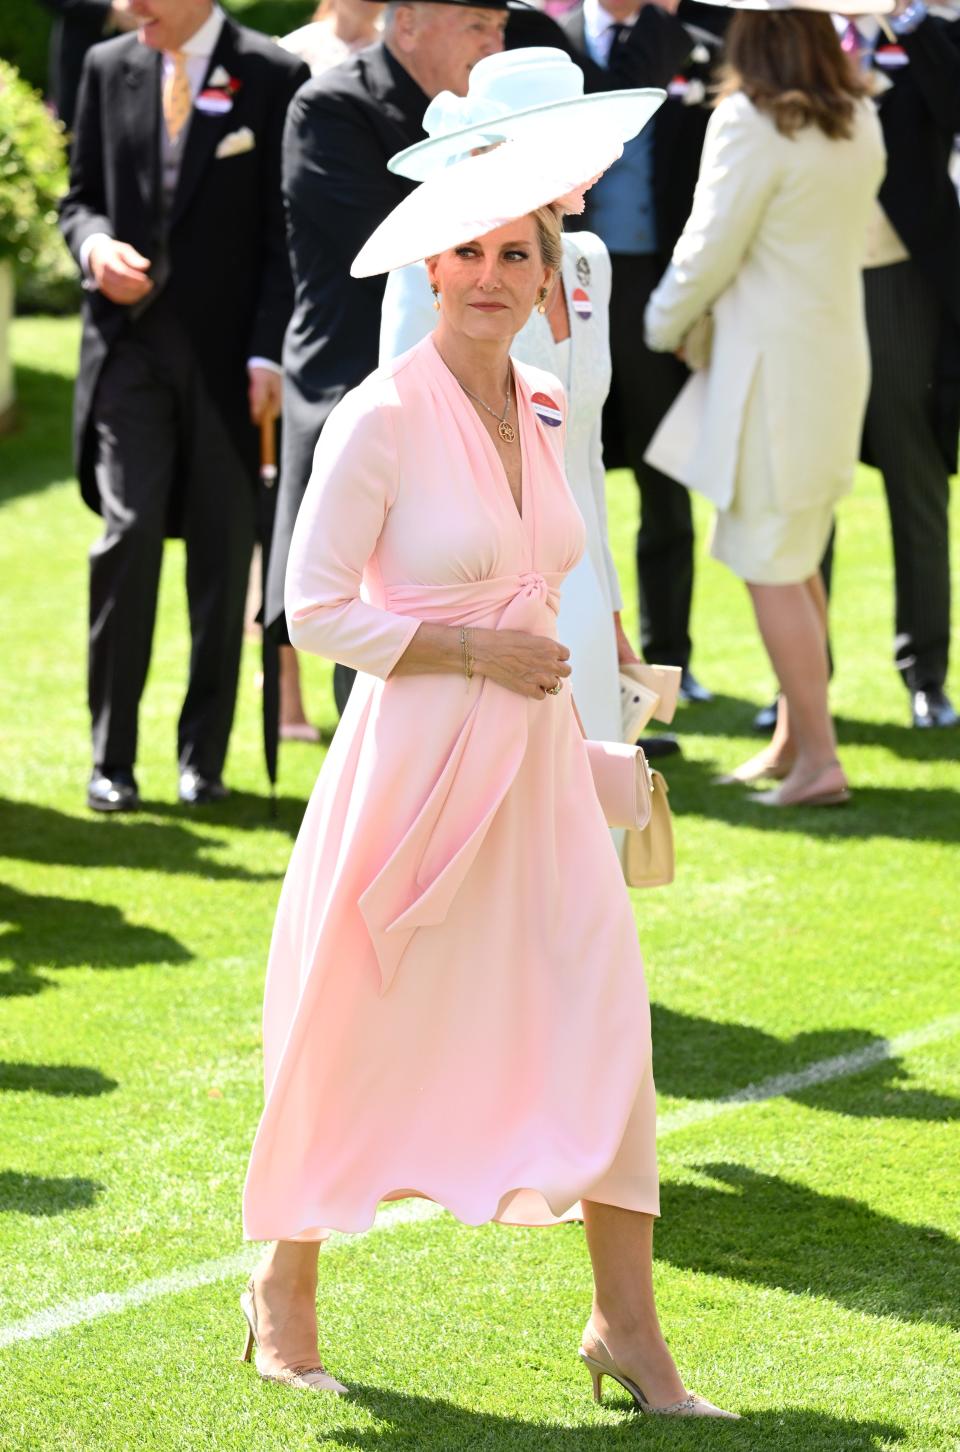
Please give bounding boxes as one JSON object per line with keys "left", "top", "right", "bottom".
{"left": 537, "top": 288, "right": 548, "bottom": 315}
{"left": 431, "top": 284, "right": 440, "bottom": 312}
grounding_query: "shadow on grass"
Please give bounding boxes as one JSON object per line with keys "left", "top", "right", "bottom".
{"left": 0, "top": 364, "right": 75, "bottom": 506}
{"left": 0, "top": 797, "right": 288, "bottom": 876}
{"left": 143, "top": 788, "right": 305, "bottom": 838}
{"left": 0, "top": 1169, "right": 103, "bottom": 1217}
{"left": 0, "top": 1062, "right": 118, "bottom": 1096}
{"left": 652, "top": 1007, "right": 960, "bottom": 1122}
{"left": 664, "top": 756, "right": 960, "bottom": 843}
{"left": 658, "top": 1163, "right": 959, "bottom": 1330}
{"left": 666, "top": 697, "right": 959, "bottom": 763}
{"left": 335, "top": 1385, "right": 903, "bottom": 1450}
{"left": 0, "top": 882, "right": 190, "bottom": 999}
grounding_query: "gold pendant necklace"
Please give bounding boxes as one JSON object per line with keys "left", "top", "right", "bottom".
{"left": 458, "top": 375, "right": 516, "bottom": 444}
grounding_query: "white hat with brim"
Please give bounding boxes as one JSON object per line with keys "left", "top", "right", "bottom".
{"left": 689, "top": 0, "right": 894, "bottom": 13}
{"left": 352, "top": 131, "right": 630, "bottom": 278}
{"left": 389, "top": 47, "right": 665, "bottom": 182}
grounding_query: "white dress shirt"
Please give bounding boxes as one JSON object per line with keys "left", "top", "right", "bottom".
{"left": 583, "top": 0, "right": 636, "bottom": 66}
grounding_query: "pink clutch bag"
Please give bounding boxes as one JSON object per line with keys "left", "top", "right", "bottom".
{"left": 585, "top": 740, "right": 653, "bottom": 831}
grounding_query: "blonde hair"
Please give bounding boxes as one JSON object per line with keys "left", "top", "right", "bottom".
{"left": 532, "top": 205, "right": 563, "bottom": 274}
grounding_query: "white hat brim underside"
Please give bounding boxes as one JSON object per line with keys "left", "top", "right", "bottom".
{"left": 352, "top": 133, "right": 631, "bottom": 278}
{"left": 389, "top": 89, "right": 665, "bottom": 182}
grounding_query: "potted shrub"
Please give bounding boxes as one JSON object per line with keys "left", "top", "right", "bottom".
{"left": 0, "top": 60, "right": 71, "bottom": 432}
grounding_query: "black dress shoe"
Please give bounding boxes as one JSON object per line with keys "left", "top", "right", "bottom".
{"left": 637, "top": 734, "right": 682, "bottom": 760}
{"left": 88, "top": 767, "right": 140, "bottom": 813}
{"left": 752, "top": 696, "right": 779, "bottom": 734}
{"left": 178, "top": 769, "right": 231, "bottom": 805}
{"left": 679, "top": 669, "right": 713, "bottom": 704}
{"left": 912, "top": 686, "right": 959, "bottom": 729}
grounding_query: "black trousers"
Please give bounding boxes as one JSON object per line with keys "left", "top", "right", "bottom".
{"left": 863, "top": 261, "right": 952, "bottom": 692}
{"left": 88, "top": 303, "right": 255, "bottom": 775}
{"left": 606, "top": 252, "right": 694, "bottom": 670}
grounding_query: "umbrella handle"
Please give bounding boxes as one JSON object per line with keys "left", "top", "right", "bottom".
{"left": 260, "top": 413, "right": 278, "bottom": 487}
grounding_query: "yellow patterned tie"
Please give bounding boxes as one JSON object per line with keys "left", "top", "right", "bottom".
{"left": 162, "top": 50, "right": 191, "bottom": 142}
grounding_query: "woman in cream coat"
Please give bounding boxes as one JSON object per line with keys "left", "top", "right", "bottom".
{"left": 381, "top": 229, "right": 630, "bottom": 744}
{"left": 644, "top": 6, "right": 886, "bottom": 807}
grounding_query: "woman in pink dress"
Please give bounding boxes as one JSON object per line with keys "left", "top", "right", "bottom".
{"left": 240, "top": 130, "right": 736, "bottom": 1420}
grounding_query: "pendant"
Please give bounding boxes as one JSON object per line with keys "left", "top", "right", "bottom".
{"left": 498, "top": 420, "right": 517, "bottom": 444}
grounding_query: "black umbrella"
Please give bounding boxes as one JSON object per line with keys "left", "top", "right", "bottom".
{"left": 258, "top": 413, "right": 280, "bottom": 817}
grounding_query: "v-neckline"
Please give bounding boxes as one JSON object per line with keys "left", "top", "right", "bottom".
{"left": 432, "top": 340, "right": 529, "bottom": 529}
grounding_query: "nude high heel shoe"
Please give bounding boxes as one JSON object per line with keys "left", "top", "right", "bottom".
{"left": 579, "top": 1324, "right": 740, "bottom": 1419}
{"left": 239, "top": 1278, "right": 348, "bottom": 1394}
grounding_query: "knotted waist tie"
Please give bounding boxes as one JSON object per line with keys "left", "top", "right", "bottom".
{"left": 358, "top": 571, "right": 564, "bottom": 995}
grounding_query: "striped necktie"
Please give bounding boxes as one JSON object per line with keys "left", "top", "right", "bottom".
{"left": 162, "top": 50, "right": 192, "bottom": 142}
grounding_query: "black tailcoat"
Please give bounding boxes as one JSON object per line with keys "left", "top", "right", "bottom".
{"left": 867, "top": 15, "right": 960, "bottom": 469}
{"left": 60, "top": 19, "right": 309, "bottom": 517}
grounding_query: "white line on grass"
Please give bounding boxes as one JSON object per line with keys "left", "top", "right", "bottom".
{"left": 2, "top": 1012, "right": 958, "bottom": 1351}
{"left": 656, "top": 1012, "right": 960, "bottom": 1135}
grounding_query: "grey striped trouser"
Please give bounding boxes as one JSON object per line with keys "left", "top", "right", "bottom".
{"left": 862, "top": 260, "right": 953, "bottom": 691}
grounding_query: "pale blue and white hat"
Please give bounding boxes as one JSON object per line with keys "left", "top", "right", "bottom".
{"left": 388, "top": 47, "right": 665, "bottom": 182}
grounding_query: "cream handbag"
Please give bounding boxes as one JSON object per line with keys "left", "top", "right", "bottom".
{"left": 585, "top": 740, "right": 675, "bottom": 890}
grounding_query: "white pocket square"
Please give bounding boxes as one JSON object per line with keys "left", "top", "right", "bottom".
{"left": 215, "top": 126, "right": 255, "bottom": 160}
{"left": 208, "top": 65, "right": 232, "bottom": 87}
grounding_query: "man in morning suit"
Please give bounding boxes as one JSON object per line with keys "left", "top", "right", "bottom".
{"left": 265, "top": 0, "right": 511, "bottom": 702}
{"left": 60, "top": 0, "right": 309, "bottom": 811}
{"left": 561, "top": 0, "right": 727, "bottom": 702}
{"left": 848, "top": 2, "right": 960, "bottom": 726}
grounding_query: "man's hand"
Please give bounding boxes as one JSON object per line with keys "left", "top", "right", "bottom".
{"left": 89, "top": 238, "right": 154, "bottom": 305}
{"left": 248, "top": 366, "right": 283, "bottom": 426}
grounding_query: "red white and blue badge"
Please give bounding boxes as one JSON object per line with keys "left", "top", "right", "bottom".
{"left": 874, "top": 44, "right": 908, "bottom": 68}
{"left": 531, "top": 392, "right": 562, "bottom": 428}
{"left": 196, "top": 88, "right": 234, "bottom": 115}
{"left": 570, "top": 287, "right": 592, "bottom": 322}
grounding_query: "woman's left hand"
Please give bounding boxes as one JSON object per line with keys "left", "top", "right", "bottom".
{"left": 614, "top": 612, "right": 641, "bottom": 666}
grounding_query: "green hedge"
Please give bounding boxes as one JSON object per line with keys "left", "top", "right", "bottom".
{"left": 0, "top": 60, "right": 78, "bottom": 313}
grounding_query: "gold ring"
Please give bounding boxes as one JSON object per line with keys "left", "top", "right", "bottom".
{"left": 545, "top": 681, "right": 562, "bottom": 695}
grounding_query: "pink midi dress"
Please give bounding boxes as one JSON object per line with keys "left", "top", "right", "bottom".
{"left": 242, "top": 336, "right": 659, "bottom": 1242}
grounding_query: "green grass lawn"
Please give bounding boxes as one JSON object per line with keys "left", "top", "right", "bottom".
{"left": 1, "top": 316, "right": 958, "bottom": 1452}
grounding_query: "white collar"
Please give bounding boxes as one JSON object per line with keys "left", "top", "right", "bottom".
{"left": 583, "top": 0, "right": 638, "bottom": 44}
{"left": 178, "top": 4, "right": 225, "bottom": 58}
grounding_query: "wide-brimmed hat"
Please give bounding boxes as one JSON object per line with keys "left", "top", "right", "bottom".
{"left": 689, "top": 0, "right": 894, "bottom": 13}
{"left": 389, "top": 47, "right": 665, "bottom": 181}
{"left": 352, "top": 128, "right": 633, "bottom": 277}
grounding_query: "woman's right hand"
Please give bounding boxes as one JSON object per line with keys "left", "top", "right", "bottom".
{"left": 472, "top": 628, "right": 572, "bottom": 699}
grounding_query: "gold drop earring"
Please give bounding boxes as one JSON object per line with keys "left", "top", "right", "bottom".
{"left": 537, "top": 288, "right": 548, "bottom": 315}
{"left": 431, "top": 284, "right": 441, "bottom": 311}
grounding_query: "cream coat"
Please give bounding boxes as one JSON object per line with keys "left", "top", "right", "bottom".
{"left": 644, "top": 92, "right": 886, "bottom": 514}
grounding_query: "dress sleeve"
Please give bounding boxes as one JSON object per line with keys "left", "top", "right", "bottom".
{"left": 284, "top": 391, "right": 421, "bottom": 677}
{"left": 379, "top": 263, "right": 436, "bottom": 365}
{"left": 644, "top": 93, "right": 781, "bottom": 353}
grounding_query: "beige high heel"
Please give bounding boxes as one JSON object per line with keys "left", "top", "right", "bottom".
{"left": 239, "top": 1278, "right": 348, "bottom": 1394}
{"left": 579, "top": 1325, "right": 740, "bottom": 1419}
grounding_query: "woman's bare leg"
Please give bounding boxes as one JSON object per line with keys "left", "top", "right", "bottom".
{"left": 250, "top": 1240, "right": 323, "bottom": 1375}
{"left": 744, "top": 577, "right": 841, "bottom": 793}
{"left": 582, "top": 1201, "right": 687, "bottom": 1405}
